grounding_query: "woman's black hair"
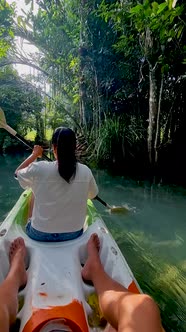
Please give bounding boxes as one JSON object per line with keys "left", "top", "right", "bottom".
{"left": 52, "top": 127, "right": 77, "bottom": 183}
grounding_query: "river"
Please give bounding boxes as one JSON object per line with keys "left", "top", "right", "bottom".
{"left": 0, "top": 155, "right": 186, "bottom": 331}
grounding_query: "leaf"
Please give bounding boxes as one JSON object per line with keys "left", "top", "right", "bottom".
{"left": 157, "top": 2, "right": 167, "bottom": 14}
{"left": 69, "top": 58, "right": 78, "bottom": 69}
{"left": 17, "top": 15, "right": 24, "bottom": 26}
{"left": 152, "top": 2, "right": 159, "bottom": 12}
{"left": 130, "top": 5, "right": 142, "bottom": 15}
{"left": 177, "top": 26, "right": 183, "bottom": 39}
{"left": 9, "top": 30, "right": 14, "bottom": 38}
{"left": 161, "top": 64, "right": 169, "bottom": 74}
{"left": 73, "top": 94, "right": 80, "bottom": 104}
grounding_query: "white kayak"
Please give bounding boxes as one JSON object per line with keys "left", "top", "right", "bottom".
{"left": 0, "top": 189, "right": 141, "bottom": 332}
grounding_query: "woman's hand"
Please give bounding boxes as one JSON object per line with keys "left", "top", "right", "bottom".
{"left": 15, "top": 145, "right": 44, "bottom": 175}
{"left": 32, "top": 145, "right": 43, "bottom": 158}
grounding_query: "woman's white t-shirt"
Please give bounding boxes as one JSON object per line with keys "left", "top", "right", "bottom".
{"left": 17, "top": 161, "right": 98, "bottom": 233}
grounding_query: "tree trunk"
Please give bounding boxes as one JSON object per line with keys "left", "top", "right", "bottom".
{"left": 147, "top": 64, "right": 158, "bottom": 166}
{"left": 79, "top": 0, "right": 87, "bottom": 128}
{"left": 154, "top": 74, "right": 164, "bottom": 164}
{"left": 93, "top": 68, "right": 101, "bottom": 139}
{"left": 35, "top": 113, "right": 44, "bottom": 144}
{"left": 79, "top": 64, "right": 87, "bottom": 127}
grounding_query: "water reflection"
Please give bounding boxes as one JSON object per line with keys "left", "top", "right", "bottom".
{"left": 0, "top": 157, "right": 186, "bottom": 331}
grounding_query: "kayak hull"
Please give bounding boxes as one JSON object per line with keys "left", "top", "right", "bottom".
{"left": 0, "top": 190, "right": 141, "bottom": 332}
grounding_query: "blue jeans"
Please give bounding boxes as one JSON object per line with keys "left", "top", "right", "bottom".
{"left": 26, "top": 221, "right": 83, "bottom": 242}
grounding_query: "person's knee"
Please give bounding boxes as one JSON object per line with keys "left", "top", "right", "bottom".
{"left": 119, "top": 293, "right": 160, "bottom": 317}
{"left": 118, "top": 294, "right": 162, "bottom": 332}
{"left": 138, "top": 294, "right": 160, "bottom": 315}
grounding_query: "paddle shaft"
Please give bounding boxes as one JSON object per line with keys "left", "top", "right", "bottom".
{"left": 2, "top": 122, "right": 51, "bottom": 161}
{"left": 95, "top": 195, "right": 111, "bottom": 208}
{"left": 16, "top": 134, "right": 51, "bottom": 161}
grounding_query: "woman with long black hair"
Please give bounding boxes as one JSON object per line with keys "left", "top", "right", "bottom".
{"left": 15, "top": 127, "right": 98, "bottom": 242}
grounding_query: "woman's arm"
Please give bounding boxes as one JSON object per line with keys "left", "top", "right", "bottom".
{"left": 15, "top": 145, "right": 43, "bottom": 176}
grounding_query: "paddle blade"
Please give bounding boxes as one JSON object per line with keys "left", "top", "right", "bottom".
{"left": 0, "top": 108, "right": 6, "bottom": 128}
{"left": 109, "top": 205, "right": 129, "bottom": 214}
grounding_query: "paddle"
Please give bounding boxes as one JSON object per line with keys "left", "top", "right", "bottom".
{"left": 95, "top": 195, "right": 129, "bottom": 213}
{"left": 0, "top": 108, "right": 50, "bottom": 161}
{"left": 0, "top": 108, "right": 129, "bottom": 213}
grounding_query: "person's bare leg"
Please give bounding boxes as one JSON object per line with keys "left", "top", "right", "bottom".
{"left": 0, "top": 237, "right": 27, "bottom": 332}
{"left": 82, "top": 234, "right": 163, "bottom": 332}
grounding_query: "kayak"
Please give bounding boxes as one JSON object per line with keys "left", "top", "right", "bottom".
{"left": 0, "top": 189, "right": 141, "bottom": 332}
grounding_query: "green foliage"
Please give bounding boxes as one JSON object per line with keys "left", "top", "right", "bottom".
{"left": 129, "top": 0, "right": 184, "bottom": 45}
{"left": 25, "top": 0, "right": 80, "bottom": 105}
{"left": 98, "top": 0, "right": 186, "bottom": 167}
{"left": 0, "top": 0, "right": 14, "bottom": 58}
{"left": 99, "top": 0, "right": 185, "bottom": 66}
{"left": 90, "top": 114, "right": 146, "bottom": 170}
{"left": 0, "top": 66, "right": 44, "bottom": 151}
{"left": 0, "top": 0, "right": 185, "bottom": 181}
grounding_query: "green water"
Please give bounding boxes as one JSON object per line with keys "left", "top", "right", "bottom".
{"left": 0, "top": 155, "right": 186, "bottom": 331}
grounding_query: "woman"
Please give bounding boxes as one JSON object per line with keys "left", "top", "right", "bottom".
{"left": 15, "top": 127, "right": 98, "bottom": 242}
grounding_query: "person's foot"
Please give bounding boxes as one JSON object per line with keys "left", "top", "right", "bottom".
{"left": 9, "top": 237, "right": 27, "bottom": 288}
{"left": 82, "top": 233, "right": 101, "bottom": 281}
